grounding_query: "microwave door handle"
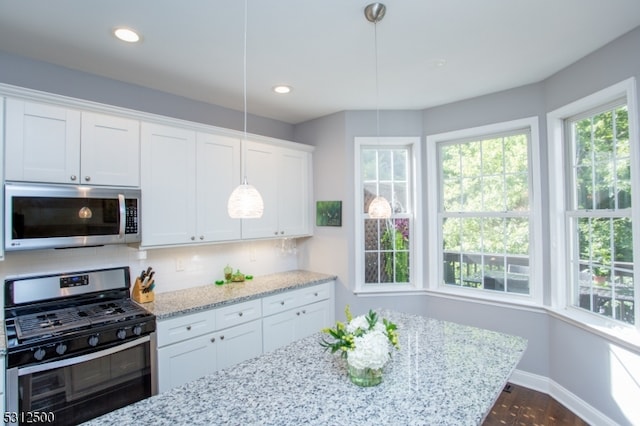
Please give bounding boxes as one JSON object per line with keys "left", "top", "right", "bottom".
{"left": 118, "top": 194, "right": 126, "bottom": 238}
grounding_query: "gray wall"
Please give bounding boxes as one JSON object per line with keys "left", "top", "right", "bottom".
{"left": 296, "top": 26, "right": 640, "bottom": 425}
{"left": 0, "top": 51, "right": 294, "bottom": 141}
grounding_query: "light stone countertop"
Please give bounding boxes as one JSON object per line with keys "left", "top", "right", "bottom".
{"left": 84, "top": 310, "right": 527, "bottom": 426}
{"left": 137, "top": 270, "right": 337, "bottom": 320}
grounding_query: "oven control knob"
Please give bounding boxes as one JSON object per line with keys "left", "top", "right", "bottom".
{"left": 132, "top": 325, "right": 143, "bottom": 336}
{"left": 34, "top": 347, "right": 46, "bottom": 361}
{"left": 116, "top": 329, "right": 127, "bottom": 340}
{"left": 55, "top": 343, "right": 68, "bottom": 355}
{"left": 88, "top": 335, "right": 99, "bottom": 347}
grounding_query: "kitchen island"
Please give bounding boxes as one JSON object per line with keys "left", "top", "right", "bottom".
{"left": 85, "top": 310, "right": 526, "bottom": 425}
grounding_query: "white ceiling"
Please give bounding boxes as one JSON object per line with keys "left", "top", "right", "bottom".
{"left": 1, "top": 1, "right": 639, "bottom": 124}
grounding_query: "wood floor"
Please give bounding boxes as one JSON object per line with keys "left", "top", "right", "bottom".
{"left": 483, "top": 383, "right": 589, "bottom": 426}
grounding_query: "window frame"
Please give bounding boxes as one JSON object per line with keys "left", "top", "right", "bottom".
{"left": 354, "top": 136, "right": 423, "bottom": 294}
{"left": 547, "top": 77, "right": 640, "bottom": 334}
{"left": 426, "top": 117, "right": 543, "bottom": 305}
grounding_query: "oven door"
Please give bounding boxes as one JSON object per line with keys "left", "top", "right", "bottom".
{"left": 5, "top": 334, "right": 157, "bottom": 426}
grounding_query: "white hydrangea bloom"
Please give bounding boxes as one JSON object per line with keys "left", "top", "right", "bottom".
{"left": 346, "top": 315, "right": 369, "bottom": 334}
{"left": 347, "top": 329, "right": 390, "bottom": 370}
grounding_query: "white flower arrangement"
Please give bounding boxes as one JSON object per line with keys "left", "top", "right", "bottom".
{"left": 320, "top": 306, "right": 399, "bottom": 370}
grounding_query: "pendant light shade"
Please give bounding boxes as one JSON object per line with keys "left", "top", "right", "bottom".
{"left": 227, "top": 0, "right": 264, "bottom": 219}
{"left": 228, "top": 177, "right": 264, "bottom": 219}
{"left": 368, "top": 195, "right": 392, "bottom": 219}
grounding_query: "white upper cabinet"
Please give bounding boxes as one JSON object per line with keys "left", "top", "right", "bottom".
{"left": 242, "top": 141, "right": 312, "bottom": 239}
{"left": 141, "top": 123, "right": 241, "bottom": 247}
{"left": 195, "top": 132, "right": 241, "bottom": 242}
{"left": 5, "top": 98, "right": 139, "bottom": 186}
{"left": 141, "top": 123, "right": 197, "bottom": 247}
{"left": 80, "top": 111, "right": 140, "bottom": 186}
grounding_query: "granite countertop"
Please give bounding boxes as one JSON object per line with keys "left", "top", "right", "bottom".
{"left": 85, "top": 310, "right": 527, "bottom": 426}
{"left": 139, "top": 270, "right": 337, "bottom": 320}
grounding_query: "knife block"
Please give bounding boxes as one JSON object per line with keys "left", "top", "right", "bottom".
{"left": 132, "top": 277, "right": 154, "bottom": 303}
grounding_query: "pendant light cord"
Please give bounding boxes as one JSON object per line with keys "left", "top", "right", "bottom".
{"left": 374, "top": 20, "right": 380, "bottom": 140}
{"left": 243, "top": 0, "right": 248, "bottom": 141}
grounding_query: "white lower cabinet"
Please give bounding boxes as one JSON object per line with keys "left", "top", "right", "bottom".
{"left": 262, "top": 299, "right": 332, "bottom": 353}
{"left": 156, "top": 300, "right": 262, "bottom": 393}
{"left": 156, "top": 282, "right": 334, "bottom": 393}
{"left": 262, "top": 282, "right": 335, "bottom": 353}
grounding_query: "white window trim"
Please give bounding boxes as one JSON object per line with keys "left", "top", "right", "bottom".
{"left": 354, "top": 137, "right": 423, "bottom": 294}
{"left": 426, "top": 117, "right": 543, "bottom": 305}
{"left": 547, "top": 77, "right": 640, "bottom": 339}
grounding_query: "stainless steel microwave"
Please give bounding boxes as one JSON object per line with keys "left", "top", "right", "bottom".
{"left": 5, "top": 182, "right": 141, "bottom": 251}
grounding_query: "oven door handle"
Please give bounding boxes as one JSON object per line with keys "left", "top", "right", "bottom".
{"left": 17, "top": 335, "right": 150, "bottom": 376}
{"left": 118, "top": 193, "right": 126, "bottom": 238}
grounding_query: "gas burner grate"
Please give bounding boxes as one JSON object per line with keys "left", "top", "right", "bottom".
{"left": 14, "top": 299, "right": 149, "bottom": 341}
{"left": 16, "top": 309, "right": 91, "bottom": 340}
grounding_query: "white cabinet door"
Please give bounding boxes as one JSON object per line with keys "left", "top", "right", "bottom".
{"left": 157, "top": 333, "right": 217, "bottom": 393}
{"left": 242, "top": 141, "right": 279, "bottom": 239}
{"left": 141, "top": 123, "right": 197, "bottom": 246}
{"left": 81, "top": 112, "right": 140, "bottom": 186}
{"left": 262, "top": 299, "right": 333, "bottom": 353}
{"left": 215, "top": 320, "right": 263, "bottom": 371}
{"left": 5, "top": 98, "right": 81, "bottom": 183}
{"left": 241, "top": 141, "right": 312, "bottom": 239}
{"left": 196, "top": 132, "right": 241, "bottom": 242}
{"left": 262, "top": 310, "right": 298, "bottom": 353}
{"left": 278, "top": 148, "right": 311, "bottom": 236}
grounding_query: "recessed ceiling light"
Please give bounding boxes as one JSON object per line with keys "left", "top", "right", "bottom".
{"left": 272, "top": 85, "right": 292, "bottom": 94}
{"left": 433, "top": 59, "right": 447, "bottom": 68}
{"left": 113, "top": 27, "right": 141, "bottom": 43}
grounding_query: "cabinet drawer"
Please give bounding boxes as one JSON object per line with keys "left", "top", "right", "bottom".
{"left": 262, "top": 282, "right": 332, "bottom": 317}
{"left": 215, "top": 299, "right": 261, "bottom": 329}
{"left": 296, "top": 282, "right": 331, "bottom": 306}
{"left": 262, "top": 290, "right": 298, "bottom": 316}
{"left": 157, "top": 310, "right": 216, "bottom": 347}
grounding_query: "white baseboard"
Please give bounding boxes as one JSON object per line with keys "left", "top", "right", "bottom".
{"left": 509, "top": 369, "right": 617, "bottom": 426}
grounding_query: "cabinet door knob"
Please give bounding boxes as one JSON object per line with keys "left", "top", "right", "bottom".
{"left": 211, "top": 337, "right": 215, "bottom": 343}
{"left": 280, "top": 301, "right": 285, "bottom": 306}
{"left": 238, "top": 312, "right": 243, "bottom": 317}
{"left": 84, "top": 176, "right": 91, "bottom": 182}
{"left": 302, "top": 310, "right": 306, "bottom": 314}
{"left": 220, "top": 335, "right": 224, "bottom": 340}
{"left": 70, "top": 175, "right": 77, "bottom": 181}
{"left": 199, "top": 235, "right": 204, "bottom": 240}
{"left": 186, "top": 326, "right": 192, "bottom": 331}
{"left": 191, "top": 236, "right": 195, "bottom": 241}
{"left": 314, "top": 292, "right": 318, "bottom": 296}
{"left": 296, "top": 312, "right": 300, "bottom": 316}
{"left": 274, "top": 231, "right": 278, "bottom": 235}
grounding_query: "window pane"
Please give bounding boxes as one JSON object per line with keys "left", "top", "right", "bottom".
{"left": 439, "top": 130, "right": 531, "bottom": 296}
{"left": 360, "top": 143, "right": 413, "bottom": 287}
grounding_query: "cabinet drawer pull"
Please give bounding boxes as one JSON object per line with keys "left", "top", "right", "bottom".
{"left": 220, "top": 335, "right": 224, "bottom": 340}
{"left": 314, "top": 292, "right": 318, "bottom": 296}
{"left": 302, "top": 310, "right": 306, "bottom": 314}
{"left": 211, "top": 337, "right": 215, "bottom": 343}
{"left": 238, "top": 312, "right": 243, "bottom": 317}
{"left": 190, "top": 236, "right": 195, "bottom": 241}
{"left": 186, "top": 326, "right": 192, "bottom": 331}
{"left": 84, "top": 176, "right": 91, "bottom": 182}
{"left": 70, "top": 175, "right": 77, "bottom": 181}
{"left": 280, "top": 301, "right": 285, "bottom": 306}
{"left": 296, "top": 312, "right": 300, "bottom": 316}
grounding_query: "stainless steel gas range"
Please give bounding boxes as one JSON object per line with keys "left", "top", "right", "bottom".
{"left": 3, "top": 266, "right": 157, "bottom": 425}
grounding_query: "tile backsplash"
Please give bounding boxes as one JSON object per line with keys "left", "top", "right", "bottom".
{"left": 0, "top": 239, "right": 302, "bottom": 315}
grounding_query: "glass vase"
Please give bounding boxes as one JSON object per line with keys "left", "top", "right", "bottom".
{"left": 347, "top": 363, "right": 383, "bottom": 387}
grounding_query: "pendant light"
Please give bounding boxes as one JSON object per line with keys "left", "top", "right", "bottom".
{"left": 365, "top": 3, "right": 392, "bottom": 220}
{"left": 228, "top": 0, "right": 264, "bottom": 219}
